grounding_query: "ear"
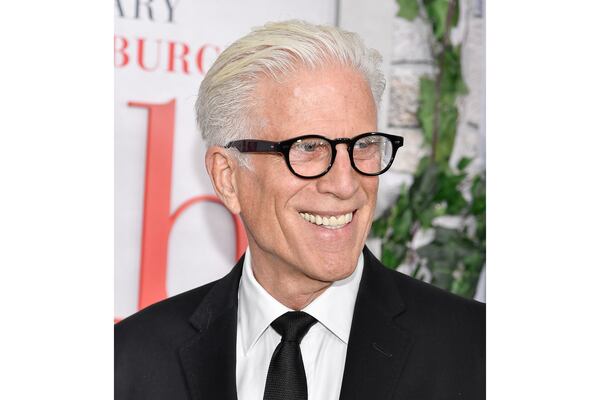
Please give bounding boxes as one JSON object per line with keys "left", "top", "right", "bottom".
{"left": 205, "top": 146, "right": 242, "bottom": 214}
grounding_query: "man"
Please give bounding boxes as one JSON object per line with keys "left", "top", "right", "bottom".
{"left": 115, "top": 20, "right": 485, "bottom": 400}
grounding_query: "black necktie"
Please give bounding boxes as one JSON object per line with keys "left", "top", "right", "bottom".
{"left": 263, "top": 311, "right": 317, "bottom": 400}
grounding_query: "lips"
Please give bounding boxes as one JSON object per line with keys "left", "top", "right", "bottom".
{"left": 299, "top": 211, "right": 354, "bottom": 229}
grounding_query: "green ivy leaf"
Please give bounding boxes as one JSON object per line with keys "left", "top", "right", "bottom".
{"left": 393, "top": 188, "right": 411, "bottom": 215}
{"left": 434, "top": 167, "right": 467, "bottom": 214}
{"left": 416, "top": 244, "right": 442, "bottom": 264}
{"left": 417, "top": 77, "right": 436, "bottom": 144}
{"left": 426, "top": 255, "right": 455, "bottom": 289}
{"left": 418, "top": 206, "right": 437, "bottom": 228}
{"left": 471, "top": 175, "right": 486, "bottom": 216}
{"left": 435, "top": 102, "right": 458, "bottom": 164}
{"left": 410, "top": 163, "right": 439, "bottom": 214}
{"left": 370, "top": 216, "right": 388, "bottom": 238}
{"left": 432, "top": 226, "right": 461, "bottom": 243}
{"left": 396, "top": 0, "right": 420, "bottom": 20}
{"left": 423, "top": 0, "right": 460, "bottom": 41}
{"left": 381, "top": 241, "right": 407, "bottom": 270}
{"left": 475, "top": 214, "right": 486, "bottom": 243}
{"left": 457, "top": 157, "right": 472, "bottom": 171}
{"left": 463, "top": 250, "right": 483, "bottom": 272}
{"left": 392, "top": 209, "right": 413, "bottom": 241}
{"left": 455, "top": 74, "right": 468, "bottom": 96}
{"left": 451, "top": 270, "right": 478, "bottom": 298}
{"left": 439, "top": 47, "right": 466, "bottom": 94}
{"left": 375, "top": 0, "right": 484, "bottom": 300}
{"left": 442, "top": 47, "right": 468, "bottom": 97}
{"left": 415, "top": 156, "right": 431, "bottom": 175}
{"left": 423, "top": 0, "right": 449, "bottom": 40}
{"left": 451, "top": 0, "right": 459, "bottom": 27}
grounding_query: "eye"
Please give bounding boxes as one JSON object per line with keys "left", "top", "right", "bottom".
{"left": 355, "top": 137, "right": 381, "bottom": 150}
{"left": 294, "top": 139, "right": 328, "bottom": 153}
{"left": 300, "top": 142, "right": 317, "bottom": 152}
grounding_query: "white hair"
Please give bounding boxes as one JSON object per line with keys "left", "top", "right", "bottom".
{"left": 195, "top": 19, "right": 385, "bottom": 153}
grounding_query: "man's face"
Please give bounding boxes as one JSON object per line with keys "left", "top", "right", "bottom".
{"left": 234, "top": 65, "right": 378, "bottom": 285}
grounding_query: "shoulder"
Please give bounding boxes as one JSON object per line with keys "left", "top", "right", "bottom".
{"left": 114, "top": 280, "right": 221, "bottom": 397}
{"left": 115, "top": 257, "right": 244, "bottom": 358}
{"left": 362, "top": 249, "right": 485, "bottom": 398}
{"left": 392, "top": 266, "right": 484, "bottom": 319}
{"left": 364, "top": 249, "right": 485, "bottom": 386}
{"left": 364, "top": 248, "right": 485, "bottom": 332}
{"left": 115, "top": 280, "right": 217, "bottom": 352}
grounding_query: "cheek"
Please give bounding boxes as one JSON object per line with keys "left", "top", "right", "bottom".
{"left": 362, "top": 177, "right": 379, "bottom": 204}
{"left": 235, "top": 166, "right": 295, "bottom": 230}
{"left": 235, "top": 168, "right": 265, "bottom": 218}
{"left": 239, "top": 180, "right": 269, "bottom": 216}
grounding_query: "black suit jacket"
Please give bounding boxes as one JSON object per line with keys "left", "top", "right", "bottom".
{"left": 115, "top": 247, "right": 485, "bottom": 399}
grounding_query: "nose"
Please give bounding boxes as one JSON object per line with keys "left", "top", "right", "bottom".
{"left": 315, "top": 144, "right": 360, "bottom": 199}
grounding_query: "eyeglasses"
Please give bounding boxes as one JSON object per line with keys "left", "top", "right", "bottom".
{"left": 225, "top": 132, "right": 404, "bottom": 179}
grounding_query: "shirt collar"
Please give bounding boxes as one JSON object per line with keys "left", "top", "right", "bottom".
{"left": 237, "top": 248, "right": 363, "bottom": 355}
{"left": 303, "top": 253, "right": 363, "bottom": 344}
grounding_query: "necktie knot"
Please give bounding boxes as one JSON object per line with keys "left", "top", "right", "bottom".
{"left": 271, "top": 311, "right": 317, "bottom": 343}
{"left": 264, "top": 311, "right": 316, "bottom": 400}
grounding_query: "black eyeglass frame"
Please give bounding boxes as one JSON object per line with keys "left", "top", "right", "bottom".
{"left": 225, "top": 132, "right": 404, "bottom": 179}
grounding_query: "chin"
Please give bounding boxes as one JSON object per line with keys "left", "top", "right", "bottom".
{"left": 304, "top": 252, "right": 360, "bottom": 283}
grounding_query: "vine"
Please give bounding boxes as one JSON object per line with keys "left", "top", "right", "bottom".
{"left": 371, "top": 0, "right": 486, "bottom": 298}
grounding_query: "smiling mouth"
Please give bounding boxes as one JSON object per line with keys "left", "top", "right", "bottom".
{"left": 299, "top": 211, "right": 354, "bottom": 229}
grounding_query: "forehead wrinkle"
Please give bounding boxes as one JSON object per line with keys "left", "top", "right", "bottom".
{"left": 291, "top": 75, "right": 375, "bottom": 135}
{"left": 253, "top": 66, "right": 376, "bottom": 140}
{"left": 281, "top": 95, "right": 363, "bottom": 138}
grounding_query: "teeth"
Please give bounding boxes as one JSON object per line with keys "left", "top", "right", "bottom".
{"left": 300, "top": 211, "right": 353, "bottom": 229}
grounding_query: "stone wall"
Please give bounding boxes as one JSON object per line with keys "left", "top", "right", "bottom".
{"left": 341, "top": 0, "right": 486, "bottom": 301}
{"left": 340, "top": 0, "right": 485, "bottom": 215}
{"left": 382, "top": 0, "right": 486, "bottom": 211}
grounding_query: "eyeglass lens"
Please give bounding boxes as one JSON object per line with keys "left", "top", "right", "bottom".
{"left": 288, "top": 134, "right": 394, "bottom": 177}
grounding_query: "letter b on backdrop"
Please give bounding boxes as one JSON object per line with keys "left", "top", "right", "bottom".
{"left": 127, "top": 99, "right": 247, "bottom": 314}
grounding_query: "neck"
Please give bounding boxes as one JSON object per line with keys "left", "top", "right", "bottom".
{"left": 249, "top": 248, "right": 332, "bottom": 310}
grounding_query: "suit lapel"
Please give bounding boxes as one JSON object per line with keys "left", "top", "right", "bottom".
{"left": 178, "top": 256, "right": 244, "bottom": 400}
{"left": 177, "top": 248, "right": 413, "bottom": 400}
{"left": 339, "top": 248, "right": 413, "bottom": 400}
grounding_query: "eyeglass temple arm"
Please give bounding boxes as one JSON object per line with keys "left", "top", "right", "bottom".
{"left": 225, "top": 140, "right": 279, "bottom": 153}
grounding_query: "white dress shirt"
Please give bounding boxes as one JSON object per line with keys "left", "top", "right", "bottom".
{"left": 236, "top": 249, "right": 364, "bottom": 400}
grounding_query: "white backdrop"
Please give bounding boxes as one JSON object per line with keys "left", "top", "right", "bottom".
{"left": 115, "top": 0, "right": 485, "bottom": 321}
{"left": 115, "top": 0, "right": 337, "bottom": 320}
